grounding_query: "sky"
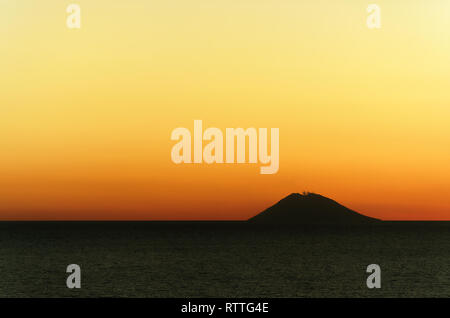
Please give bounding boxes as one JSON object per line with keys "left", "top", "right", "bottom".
{"left": 0, "top": 0, "right": 449, "bottom": 220}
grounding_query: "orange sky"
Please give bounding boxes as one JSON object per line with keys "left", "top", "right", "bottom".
{"left": 1, "top": 1, "right": 449, "bottom": 220}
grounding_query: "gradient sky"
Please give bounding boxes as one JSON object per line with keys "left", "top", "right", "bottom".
{"left": 1, "top": 0, "right": 449, "bottom": 220}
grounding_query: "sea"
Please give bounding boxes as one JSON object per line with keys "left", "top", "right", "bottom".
{"left": 0, "top": 221, "right": 449, "bottom": 297}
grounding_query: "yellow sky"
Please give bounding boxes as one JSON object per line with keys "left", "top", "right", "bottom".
{"left": 0, "top": 1, "right": 449, "bottom": 220}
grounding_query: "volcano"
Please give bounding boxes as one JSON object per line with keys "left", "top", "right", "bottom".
{"left": 248, "top": 192, "right": 380, "bottom": 225}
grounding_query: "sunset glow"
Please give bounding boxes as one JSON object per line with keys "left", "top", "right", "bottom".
{"left": 1, "top": 1, "right": 449, "bottom": 220}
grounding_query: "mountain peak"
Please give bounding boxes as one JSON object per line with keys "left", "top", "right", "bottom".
{"left": 249, "top": 193, "right": 379, "bottom": 225}
{"left": 283, "top": 192, "right": 320, "bottom": 199}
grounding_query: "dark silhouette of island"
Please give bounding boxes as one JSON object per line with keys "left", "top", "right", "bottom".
{"left": 248, "top": 192, "right": 380, "bottom": 225}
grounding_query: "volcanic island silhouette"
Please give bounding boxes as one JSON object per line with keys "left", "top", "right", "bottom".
{"left": 248, "top": 192, "right": 380, "bottom": 225}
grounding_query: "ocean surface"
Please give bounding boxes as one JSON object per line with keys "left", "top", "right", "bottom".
{"left": 0, "top": 221, "right": 449, "bottom": 297}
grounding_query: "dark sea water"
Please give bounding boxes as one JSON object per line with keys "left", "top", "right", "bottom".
{"left": 0, "top": 221, "right": 449, "bottom": 297}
